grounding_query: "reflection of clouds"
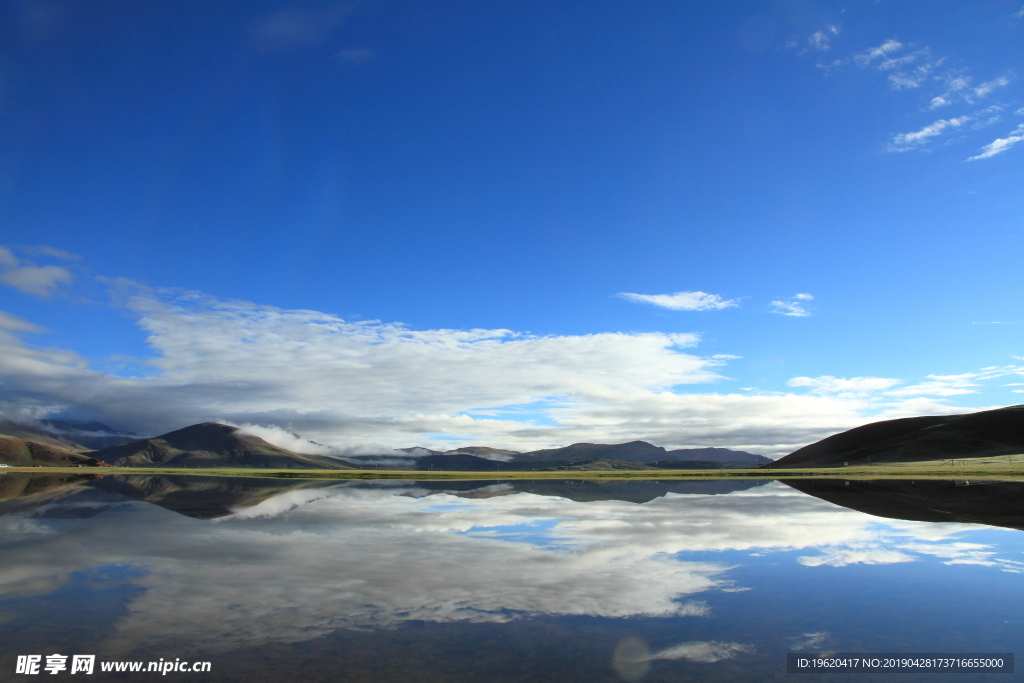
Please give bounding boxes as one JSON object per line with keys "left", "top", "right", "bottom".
{"left": 798, "top": 546, "right": 915, "bottom": 567}
{"left": 612, "top": 636, "right": 750, "bottom": 681}
{"left": 898, "top": 542, "right": 1024, "bottom": 573}
{"left": 794, "top": 517, "right": 1023, "bottom": 569}
{"left": 788, "top": 632, "right": 830, "bottom": 650}
{"left": 0, "top": 482, "right": 1019, "bottom": 656}
{"left": 648, "top": 640, "right": 750, "bottom": 663}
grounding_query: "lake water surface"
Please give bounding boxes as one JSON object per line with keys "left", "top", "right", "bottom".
{"left": 1, "top": 474, "right": 1023, "bottom": 682}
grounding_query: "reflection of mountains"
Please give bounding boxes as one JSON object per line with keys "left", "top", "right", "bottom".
{"left": 408, "top": 478, "right": 769, "bottom": 504}
{"left": 0, "top": 474, "right": 339, "bottom": 520}
{"left": 88, "top": 475, "right": 342, "bottom": 519}
{"left": 0, "top": 472, "right": 112, "bottom": 518}
{"left": 0, "top": 473, "right": 770, "bottom": 519}
{"left": 785, "top": 479, "right": 1024, "bottom": 530}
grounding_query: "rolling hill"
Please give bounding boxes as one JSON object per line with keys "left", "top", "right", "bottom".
{"left": 771, "top": 404, "right": 1024, "bottom": 468}
{"left": 91, "top": 422, "right": 352, "bottom": 469}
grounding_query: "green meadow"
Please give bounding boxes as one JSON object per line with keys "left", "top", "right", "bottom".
{"left": 6, "top": 457, "right": 1024, "bottom": 482}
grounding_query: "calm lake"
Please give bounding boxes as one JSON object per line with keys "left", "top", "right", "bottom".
{"left": 2, "top": 474, "right": 1023, "bottom": 682}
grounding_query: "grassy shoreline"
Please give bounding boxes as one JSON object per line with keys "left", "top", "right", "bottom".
{"left": 4, "top": 462, "right": 1024, "bottom": 482}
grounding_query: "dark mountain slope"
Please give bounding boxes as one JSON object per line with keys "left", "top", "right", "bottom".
{"left": 772, "top": 404, "right": 1024, "bottom": 468}
{"left": 92, "top": 423, "right": 351, "bottom": 469}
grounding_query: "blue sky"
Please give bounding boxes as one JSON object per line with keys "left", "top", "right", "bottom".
{"left": 0, "top": 0, "right": 1022, "bottom": 455}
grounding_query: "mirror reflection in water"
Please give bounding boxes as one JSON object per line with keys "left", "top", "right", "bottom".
{"left": 2, "top": 473, "right": 1022, "bottom": 681}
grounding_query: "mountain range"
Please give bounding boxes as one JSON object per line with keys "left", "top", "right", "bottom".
{"left": 355, "top": 441, "right": 771, "bottom": 471}
{"left": 5, "top": 403, "right": 1021, "bottom": 471}
{"left": 0, "top": 418, "right": 769, "bottom": 470}
{"left": 510, "top": 441, "right": 770, "bottom": 464}
{"left": 0, "top": 418, "right": 770, "bottom": 470}
{"left": 0, "top": 474, "right": 770, "bottom": 519}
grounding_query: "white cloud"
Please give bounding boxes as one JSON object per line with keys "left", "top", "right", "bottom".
{"left": 336, "top": 47, "right": 375, "bottom": 64}
{"left": 0, "top": 264, "right": 73, "bottom": 296}
{"left": 787, "top": 366, "right": 1024, "bottom": 404}
{"left": 787, "top": 376, "right": 901, "bottom": 396}
{"left": 888, "top": 64, "right": 931, "bottom": 90}
{"left": 888, "top": 116, "right": 971, "bottom": 151}
{"left": 770, "top": 294, "right": 813, "bottom": 317}
{"left": 974, "top": 76, "right": 1010, "bottom": 99}
{"left": 250, "top": 7, "right": 353, "bottom": 51}
{"left": 804, "top": 33, "right": 1015, "bottom": 154}
{"left": 0, "top": 275, "right": 1017, "bottom": 455}
{"left": 0, "top": 245, "right": 74, "bottom": 297}
{"left": 24, "top": 245, "right": 81, "bottom": 261}
{"left": 1, "top": 285, "right": 755, "bottom": 451}
{"left": 924, "top": 73, "right": 1009, "bottom": 110}
{"left": 888, "top": 366, "right": 1023, "bottom": 396}
{"left": 226, "top": 422, "right": 344, "bottom": 456}
{"left": 854, "top": 39, "right": 904, "bottom": 67}
{"left": 619, "top": 290, "right": 740, "bottom": 311}
{"left": 876, "top": 51, "right": 928, "bottom": 72}
{"left": 808, "top": 26, "right": 840, "bottom": 52}
{"left": 967, "top": 124, "right": 1024, "bottom": 160}
{"left": 0, "top": 311, "right": 45, "bottom": 334}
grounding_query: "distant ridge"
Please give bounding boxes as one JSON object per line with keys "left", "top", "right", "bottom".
{"left": 40, "top": 419, "right": 139, "bottom": 450}
{"left": 516, "top": 441, "right": 665, "bottom": 462}
{"left": 448, "top": 446, "right": 519, "bottom": 458}
{"left": 0, "top": 419, "right": 92, "bottom": 452}
{"left": 396, "top": 446, "right": 520, "bottom": 459}
{"left": 514, "top": 441, "right": 769, "bottom": 465}
{"left": 92, "top": 423, "right": 352, "bottom": 470}
{"left": 0, "top": 435, "right": 111, "bottom": 468}
{"left": 771, "top": 404, "right": 1024, "bottom": 468}
{"left": 666, "top": 447, "right": 771, "bottom": 465}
